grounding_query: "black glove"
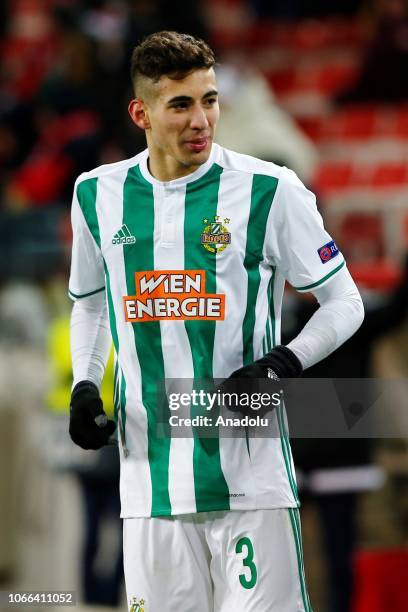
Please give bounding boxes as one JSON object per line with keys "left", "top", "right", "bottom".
{"left": 69, "top": 381, "right": 116, "bottom": 450}
{"left": 228, "top": 345, "right": 303, "bottom": 381}
{"left": 219, "top": 346, "right": 303, "bottom": 416}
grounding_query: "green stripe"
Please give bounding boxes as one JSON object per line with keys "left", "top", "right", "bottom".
{"left": 119, "top": 369, "right": 127, "bottom": 439}
{"left": 104, "top": 263, "right": 119, "bottom": 353}
{"left": 294, "top": 260, "right": 345, "bottom": 291}
{"left": 277, "top": 403, "right": 300, "bottom": 504}
{"left": 242, "top": 175, "right": 279, "bottom": 365}
{"left": 113, "top": 360, "right": 119, "bottom": 424}
{"left": 269, "top": 267, "right": 276, "bottom": 347}
{"left": 264, "top": 269, "right": 276, "bottom": 353}
{"left": 77, "top": 178, "right": 101, "bottom": 248}
{"left": 268, "top": 267, "right": 276, "bottom": 348}
{"left": 288, "top": 509, "right": 312, "bottom": 611}
{"left": 184, "top": 163, "right": 230, "bottom": 512}
{"left": 267, "top": 268, "right": 299, "bottom": 505}
{"left": 262, "top": 269, "right": 275, "bottom": 353}
{"left": 68, "top": 286, "right": 105, "bottom": 299}
{"left": 293, "top": 509, "right": 313, "bottom": 611}
{"left": 105, "top": 263, "right": 123, "bottom": 434}
{"left": 72, "top": 178, "right": 105, "bottom": 301}
{"left": 122, "top": 165, "right": 171, "bottom": 516}
{"left": 265, "top": 312, "right": 272, "bottom": 352}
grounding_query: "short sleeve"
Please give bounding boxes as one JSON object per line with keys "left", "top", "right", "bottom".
{"left": 68, "top": 177, "right": 105, "bottom": 301}
{"left": 266, "top": 168, "right": 345, "bottom": 291}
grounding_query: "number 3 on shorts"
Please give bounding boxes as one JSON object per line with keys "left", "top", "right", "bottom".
{"left": 235, "top": 537, "right": 258, "bottom": 589}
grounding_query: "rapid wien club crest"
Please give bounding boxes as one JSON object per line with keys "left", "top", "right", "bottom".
{"left": 129, "top": 597, "right": 145, "bottom": 612}
{"left": 201, "top": 216, "right": 231, "bottom": 253}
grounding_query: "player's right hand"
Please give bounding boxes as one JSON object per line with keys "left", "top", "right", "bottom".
{"left": 69, "top": 380, "right": 116, "bottom": 450}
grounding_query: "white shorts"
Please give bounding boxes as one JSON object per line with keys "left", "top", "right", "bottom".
{"left": 123, "top": 508, "right": 312, "bottom": 612}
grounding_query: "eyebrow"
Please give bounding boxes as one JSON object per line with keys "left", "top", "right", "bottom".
{"left": 167, "top": 90, "right": 218, "bottom": 104}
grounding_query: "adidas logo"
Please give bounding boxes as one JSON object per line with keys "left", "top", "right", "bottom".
{"left": 112, "top": 224, "right": 136, "bottom": 245}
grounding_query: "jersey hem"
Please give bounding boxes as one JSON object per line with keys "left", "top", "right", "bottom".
{"left": 293, "top": 260, "right": 345, "bottom": 292}
{"left": 120, "top": 500, "right": 300, "bottom": 519}
{"left": 68, "top": 286, "right": 105, "bottom": 299}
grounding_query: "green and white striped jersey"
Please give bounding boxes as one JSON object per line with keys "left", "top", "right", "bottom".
{"left": 69, "top": 143, "right": 345, "bottom": 518}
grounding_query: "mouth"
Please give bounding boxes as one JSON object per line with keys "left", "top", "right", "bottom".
{"left": 185, "top": 137, "right": 209, "bottom": 153}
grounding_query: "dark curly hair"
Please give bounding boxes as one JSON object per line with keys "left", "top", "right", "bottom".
{"left": 130, "top": 31, "right": 215, "bottom": 94}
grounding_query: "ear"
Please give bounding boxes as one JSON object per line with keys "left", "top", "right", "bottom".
{"left": 128, "top": 98, "right": 151, "bottom": 130}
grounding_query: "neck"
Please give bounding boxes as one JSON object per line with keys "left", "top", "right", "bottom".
{"left": 147, "top": 156, "right": 199, "bottom": 182}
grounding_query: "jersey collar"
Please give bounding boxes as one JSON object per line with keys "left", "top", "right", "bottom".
{"left": 139, "top": 143, "right": 220, "bottom": 187}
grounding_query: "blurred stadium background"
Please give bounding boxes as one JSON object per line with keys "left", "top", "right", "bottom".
{"left": 0, "top": 1, "right": 407, "bottom": 611}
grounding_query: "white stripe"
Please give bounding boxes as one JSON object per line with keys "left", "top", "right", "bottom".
{"left": 113, "top": 353, "right": 119, "bottom": 398}
{"left": 254, "top": 207, "right": 285, "bottom": 357}
{"left": 253, "top": 264, "right": 273, "bottom": 359}
{"left": 97, "top": 171, "right": 152, "bottom": 517}
{"left": 213, "top": 170, "right": 253, "bottom": 377}
{"left": 272, "top": 271, "right": 285, "bottom": 345}
{"left": 247, "top": 203, "right": 297, "bottom": 506}
{"left": 213, "top": 170, "right": 257, "bottom": 509}
{"left": 266, "top": 301, "right": 273, "bottom": 351}
{"left": 152, "top": 182, "right": 196, "bottom": 514}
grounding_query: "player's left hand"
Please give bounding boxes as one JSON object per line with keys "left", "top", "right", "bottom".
{"left": 228, "top": 345, "right": 303, "bottom": 381}
{"left": 69, "top": 380, "right": 116, "bottom": 450}
{"left": 218, "top": 346, "right": 303, "bottom": 416}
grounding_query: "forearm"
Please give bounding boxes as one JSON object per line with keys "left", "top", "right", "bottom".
{"left": 70, "top": 291, "right": 111, "bottom": 388}
{"left": 287, "top": 267, "right": 364, "bottom": 369}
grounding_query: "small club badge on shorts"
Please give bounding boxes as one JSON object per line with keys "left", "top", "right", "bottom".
{"left": 129, "top": 596, "right": 145, "bottom": 612}
{"left": 201, "top": 216, "right": 231, "bottom": 253}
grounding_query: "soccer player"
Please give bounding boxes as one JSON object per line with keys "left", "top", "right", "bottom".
{"left": 68, "top": 31, "right": 364, "bottom": 611}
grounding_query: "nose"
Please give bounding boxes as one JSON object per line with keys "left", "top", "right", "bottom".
{"left": 190, "top": 104, "right": 209, "bottom": 130}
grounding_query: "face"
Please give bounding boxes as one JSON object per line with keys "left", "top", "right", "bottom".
{"left": 129, "top": 68, "right": 219, "bottom": 180}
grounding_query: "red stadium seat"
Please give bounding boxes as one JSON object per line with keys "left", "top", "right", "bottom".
{"left": 395, "top": 107, "right": 408, "bottom": 137}
{"left": 247, "top": 18, "right": 364, "bottom": 51}
{"left": 314, "top": 162, "right": 354, "bottom": 193}
{"left": 352, "top": 550, "right": 408, "bottom": 612}
{"left": 267, "top": 62, "right": 358, "bottom": 97}
{"left": 314, "top": 161, "right": 408, "bottom": 195}
{"left": 372, "top": 163, "right": 408, "bottom": 187}
{"left": 348, "top": 260, "right": 401, "bottom": 291}
{"left": 299, "top": 106, "right": 408, "bottom": 142}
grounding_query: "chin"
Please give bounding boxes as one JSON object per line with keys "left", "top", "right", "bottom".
{"left": 177, "top": 141, "right": 212, "bottom": 168}
{"left": 187, "top": 149, "right": 211, "bottom": 167}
